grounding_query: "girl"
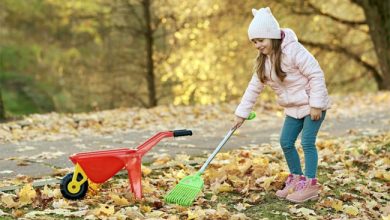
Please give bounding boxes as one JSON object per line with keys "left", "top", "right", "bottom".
{"left": 233, "top": 7, "right": 331, "bottom": 203}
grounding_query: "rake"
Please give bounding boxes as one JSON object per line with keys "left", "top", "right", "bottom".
{"left": 164, "top": 112, "right": 256, "bottom": 206}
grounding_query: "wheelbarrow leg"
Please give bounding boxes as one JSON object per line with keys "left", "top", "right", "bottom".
{"left": 126, "top": 157, "right": 142, "bottom": 200}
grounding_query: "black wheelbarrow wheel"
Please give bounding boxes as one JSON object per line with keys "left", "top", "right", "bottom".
{"left": 60, "top": 172, "right": 89, "bottom": 200}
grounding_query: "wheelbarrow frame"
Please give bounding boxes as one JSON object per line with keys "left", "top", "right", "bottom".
{"left": 60, "top": 130, "right": 192, "bottom": 200}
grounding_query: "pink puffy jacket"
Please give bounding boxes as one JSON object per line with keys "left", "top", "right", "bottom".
{"left": 235, "top": 28, "right": 331, "bottom": 119}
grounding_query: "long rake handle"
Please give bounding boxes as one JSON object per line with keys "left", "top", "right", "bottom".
{"left": 198, "top": 127, "right": 236, "bottom": 174}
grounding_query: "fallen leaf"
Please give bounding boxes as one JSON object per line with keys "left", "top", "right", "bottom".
{"left": 142, "top": 165, "right": 152, "bottom": 176}
{"left": 109, "top": 193, "right": 130, "bottom": 206}
{"left": 331, "top": 199, "right": 343, "bottom": 212}
{"left": 0, "top": 209, "right": 10, "bottom": 216}
{"left": 233, "top": 203, "right": 246, "bottom": 211}
{"left": 18, "top": 184, "right": 36, "bottom": 206}
{"left": 140, "top": 204, "right": 152, "bottom": 213}
{"left": 0, "top": 193, "right": 18, "bottom": 208}
{"left": 230, "top": 213, "right": 249, "bottom": 220}
{"left": 93, "top": 204, "right": 115, "bottom": 216}
{"left": 343, "top": 205, "right": 359, "bottom": 216}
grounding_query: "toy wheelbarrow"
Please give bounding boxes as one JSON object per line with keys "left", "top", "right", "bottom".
{"left": 60, "top": 130, "right": 192, "bottom": 200}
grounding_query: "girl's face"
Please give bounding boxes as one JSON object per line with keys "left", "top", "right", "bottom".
{"left": 252, "top": 38, "right": 272, "bottom": 55}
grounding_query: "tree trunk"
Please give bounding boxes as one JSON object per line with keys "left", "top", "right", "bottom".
{"left": 353, "top": 0, "right": 390, "bottom": 90}
{"left": 0, "top": 89, "right": 5, "bottom": 121}
{"left": 142, "top": 0, "right": 158, "bottom": 107}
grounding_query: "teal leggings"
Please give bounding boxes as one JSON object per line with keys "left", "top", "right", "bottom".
{"left": 280, "top": 111, "right": 326, "bottom": 178}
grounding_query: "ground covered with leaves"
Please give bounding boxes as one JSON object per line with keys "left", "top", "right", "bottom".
{"left": 0, "top": 131, "right": 389, "bottom": 219}
{"left": 0, "top": 92, "right": 390, "bottom": 219}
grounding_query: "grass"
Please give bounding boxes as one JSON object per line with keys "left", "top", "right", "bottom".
{"left": 242, "top": 194, "right": 291, "bottom": 220}
{"left": 198, "top": 165, "right": 375, "bottom": 219}
{"left": 209, "top": 191, "right": 321, "bottom": 219}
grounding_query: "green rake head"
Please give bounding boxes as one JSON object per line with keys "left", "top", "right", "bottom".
{"left": 164, "top": 173, "right": 204, "bottom": 206}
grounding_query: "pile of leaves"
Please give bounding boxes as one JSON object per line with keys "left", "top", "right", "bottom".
{"left": 0, "top": 131, "right": 389, "bottom": 219}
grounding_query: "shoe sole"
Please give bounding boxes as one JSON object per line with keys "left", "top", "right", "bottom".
{"left": 276, "top": 191, "right": 290, "bottom": 200}
{"left": 286, "top": 195, "right": 318, "bottom": 203}
{"left": 276, "top": 195, "right": 286, "bottom": 200}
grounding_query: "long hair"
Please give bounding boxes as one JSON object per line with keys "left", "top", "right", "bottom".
{"left": 253, "top": 39, "right": 286, "bottom": 83}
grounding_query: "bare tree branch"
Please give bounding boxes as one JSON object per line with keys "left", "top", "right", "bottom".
{"left": 299, "top": 39, "right": 382, "bottom": 83}
{"left": 349, "top": 0, "right": 363, "bottom": 7}
{"left": 308, "top": 2, "right": 366, "bottom": 25}
{"left": 290, "top": 1, "right": 366, "bottom": 27}
{"left": 334, "top": 71, "right": 368, "bottom": 85}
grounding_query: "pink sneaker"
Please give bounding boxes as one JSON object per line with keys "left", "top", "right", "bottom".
{"left": 286, "top": 177, "right": 320, "bottom": 203}
{"left": 275, "top": 174, "right": 300, "bottom": 199}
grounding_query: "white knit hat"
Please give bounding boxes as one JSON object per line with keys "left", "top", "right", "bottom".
{"left": 248, "top": 7, "right": 281, "bottom": 40}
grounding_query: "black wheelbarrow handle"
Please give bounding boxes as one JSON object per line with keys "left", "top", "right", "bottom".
{"left": 173, "top": 129, "right": 193, "bottom": 137}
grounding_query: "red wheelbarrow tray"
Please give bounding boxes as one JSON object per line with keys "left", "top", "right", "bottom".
{"left": 66, "top": 130, "right": 192, "bottom": 199}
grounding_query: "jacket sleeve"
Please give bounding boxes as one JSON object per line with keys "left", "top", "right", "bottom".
{"left": 235, "top": 73, "right": 264, "bottom": 118}
{"left": 293, "top": 42, "right": 329, "bottom": 109}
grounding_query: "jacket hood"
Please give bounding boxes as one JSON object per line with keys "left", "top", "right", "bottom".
{"left": 281, "top": 28, "right": 298, "bottom": 49}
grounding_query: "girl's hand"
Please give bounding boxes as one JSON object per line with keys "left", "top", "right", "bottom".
{"left": 232, "top": 116, "right": 246, "bottom": 130}
{"left": 310, "top": 107, "right": 322, "bottom": 121}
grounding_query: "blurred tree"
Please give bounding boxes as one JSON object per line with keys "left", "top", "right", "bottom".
{"left": 113, "top": 0, "right": 233, "bottom": 107}
{"left": 1, "top": 0, "right": 388, "bottom": 116}
{"left": 351, "top": 0, "right": 390, "bottom": 90}
{"left": 143, "top": 0, "right": 157, "bottom": 107}
{"left": 0, "top": 89, "right": 5, "bottom": 120}
{"left": 287, "top": 0, "right": 390, "bottom": 90}
{"left": 158, "top": 0, "right": 252, "bottom": 105}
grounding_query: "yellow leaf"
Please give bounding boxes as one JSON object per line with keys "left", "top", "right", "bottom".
{"left": 141, "top": 180, "right": 154, "bottom": 194}
{"left": 248, "top": 193, "right": 261, "bottom": 203}
{"left": 237, "top": 161, "right": 252, "bottom": 175}
{"left": 331, "top": 199, "right": 343, "bottom": 212}
{"left": 142, "top": 165, "right": 152, "bottom": 176}
{"left": 152, "top": 154, "right": 171, "bottom": 166}
{"left": 252, "top": 157, "right": 269, "bottom": 166}
{"left": 343, "top": 205, "right": 359, "bottom": 216}
{"left": 217, "top": 182, "right": 233, "bottom": 193}
{"left": 95, "top": 204, "right": 115, "bottom": 216}
{"left": 175, "top": 170, "right": 187, "bottom": 179}
{"left": 109, "top": 193, "right": 130, "bottom": 206}
{"left": 42, "top": 185, "right": 53, "bottom": 197}
{"left": 260, "top": 176, "right": 275, "bottom": 191}
{"left": 187, "top": 210, "right": 198, "bottom": 220}
{"left": 1, "top": 194, "right": 18, "bottom": 208}
{"left": 210, "top": 195, "right": 218, "bottom": 202}
{"left": 140, "top": 204, "right": 152, "bottom": 213}
{"left": 228, "top": 175, "right": 246, "bottom": 188}
{"left": 383, "top": 172, "right": 390, "bottom": 182}
{"left": 18, "top": 184, "right": 36, "bottom": 205}
{"left": 344, "top": 160, "right": 353, "bottom": 168}
{"left": 216, "top": 204, "right": 230, "bottom": 218}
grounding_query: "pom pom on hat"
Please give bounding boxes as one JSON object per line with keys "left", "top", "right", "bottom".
{"left": 248, "top": 7, "right": 281, "bottom": 40}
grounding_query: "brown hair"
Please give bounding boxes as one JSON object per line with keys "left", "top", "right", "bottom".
{"left": 253, "top": 39, "right": 286, "bottom": 83}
